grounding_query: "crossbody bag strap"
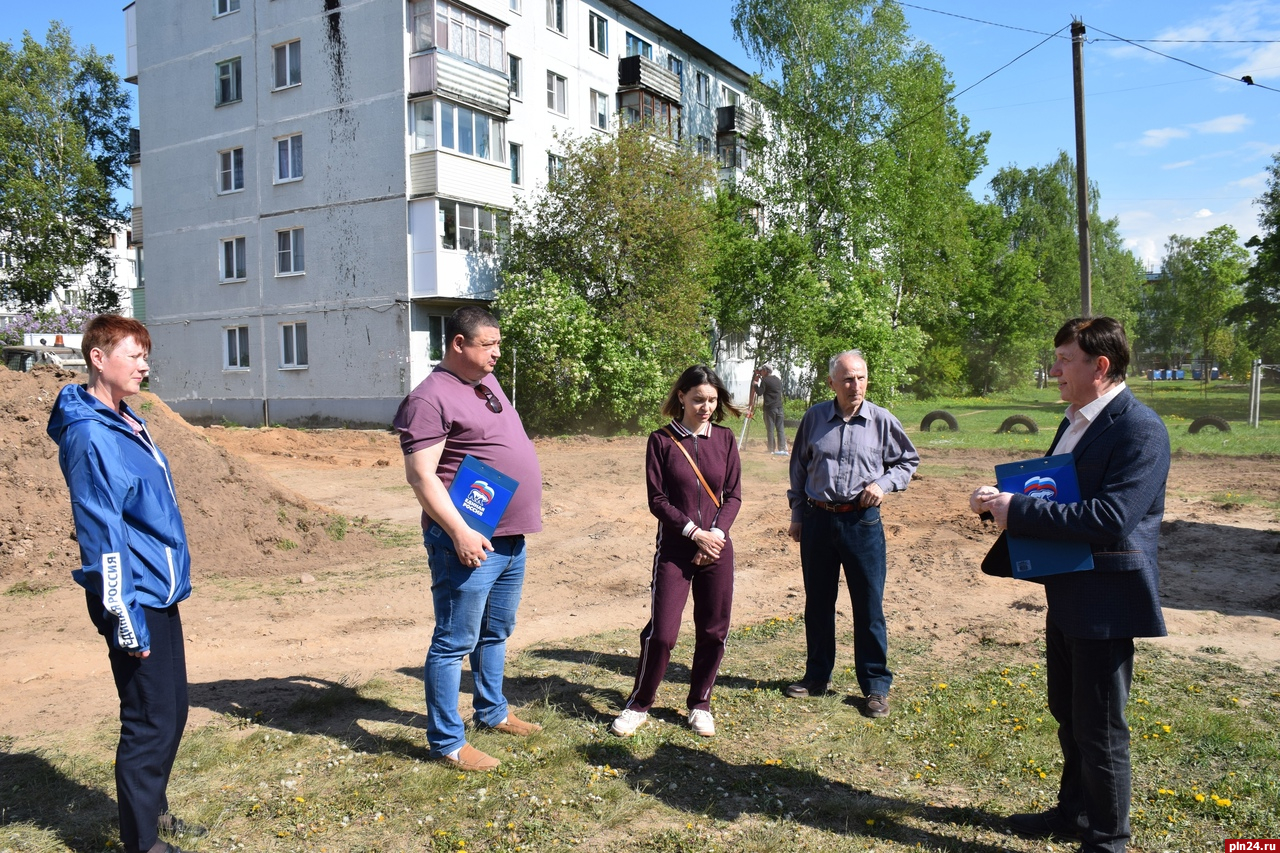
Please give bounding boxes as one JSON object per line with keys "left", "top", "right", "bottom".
{"left": 661, "top": 426, "right": 720, "bottom": 508}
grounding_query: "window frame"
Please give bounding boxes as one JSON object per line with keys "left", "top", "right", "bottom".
{"left": 695, "top": 71, "right": 710, "bottom": 107}
{"left": 423, "top": 0, "right": 506, "bottom": 72}
{"left": 276, "top": 227, "right": 305, "bottom": 276}
{"left": 588, "top": 12, "right": 607, "bottom": 54}
{"left": 272, "top": 40, "right": 302, "bottom": 90}
{"left": 438, "top": 199, "right": 501, "bottom": 254}
{"left": 214, "top": 0, "right": 241, "bottom": 18}
{"left": 215, "top": 57, "right": 242, "bottom": 106}
{"left": 625, "top": 33, "right": 652, "bottom": 60}
{"left": 547, "top": 152, "right": 566, "bottom": 180}
{"left": 275, "top": 133, "right": 303, "bottom": 183}
{"left": 220, "top": 236, "right": 247, "bottom": 282}
{"left": 224, "top": 325, "right": 250, "bottom": 371}
{"left": 590, "top": 90, "right": 609, "bottom": 131}
{"left": 434, "top": 100, "right": 507, "bottom": 163}
{"left": 667, "top": 55, "right": 683, "bottom": 89}
{"left": 217, "top": 146, "right": 245, "bottom": 194}
{"left": 546, "top": 71, "right": 567, "bottom": 115}
{"left": 546, "top": 0, "right": 565, "bottom": 34}
{"left": 279, "top": 322, "right": 309, "bottom": 369}
{"left": 508, "top": 54, "right": 522, "bottom": 100}
{"left": 509, "top": 142, "right": 522, "bottom": 185}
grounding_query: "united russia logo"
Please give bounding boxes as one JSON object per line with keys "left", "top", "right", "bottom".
{"left": 462, "top": 480, "right": 495, "bottom": 517}
{"left": 1022, "top": 475, "right": 1058, "bottom": 500}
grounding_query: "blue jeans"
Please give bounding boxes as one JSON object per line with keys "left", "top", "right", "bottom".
{"left": 799, "top": 504, "right": 891, "bottom": 695}
{"left": 423, "top": 531, "right": 526, "bottom": 757}
{"left": 1046, "top": 617, "right": 1134, "bottom": 853}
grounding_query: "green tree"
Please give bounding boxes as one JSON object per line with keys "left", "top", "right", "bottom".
{"left": 1236, "top": 153, "right": 1280, "bottom": 364}
{"left": 498, "top": 126, "right": 718, "bottom": 432}
{"left": 1161, "top": 225, "right": 1249, "bottom": 380}
{"left": 708, "top": 190, "right": 825, "bottom": 377}
{"left": 0, "top": 23, "right": 131, "bottom": 311}
{"left": 986, "top": 151, "right": 1145, "bottom": 379}
{"left": 731, "top": 0, "right": 986, "bottom": 399}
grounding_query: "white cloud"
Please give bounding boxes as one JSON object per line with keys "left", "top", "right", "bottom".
{"left": 1139, "top": 127, "right": 1190, "bottom": 148}
{"left": 1162, "top": 160, "right": 1196, "bottom": 170}
{"left": 1231, "top": 171, "right": 1268, "bottom": 189}
{"left": 1189, "top": 114, "right": 1252, "bottom": 134}
{"left": 1193, "top": 208, "right": 1214, "bottom": 218}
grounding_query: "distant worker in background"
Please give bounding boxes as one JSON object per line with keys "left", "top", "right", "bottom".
{"left": 754, "top": 365, "right": 788, "bottom": 455}
{"left": 47, "top": 314, "right": 203, "bottom": 853}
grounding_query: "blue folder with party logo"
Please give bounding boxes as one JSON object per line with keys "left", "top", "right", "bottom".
{"left": 993, "top": 454, "right": 1094, "bottom": 580}
{"left": 430, "top": 454, "right": 519, "bottom": 540}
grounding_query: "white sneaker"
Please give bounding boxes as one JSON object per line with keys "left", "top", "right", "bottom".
{"left": 610, "top": 709, "right": 648, "bottom": 737}
{"left": 688, "top": 708, "right": 715, "bottom": 737}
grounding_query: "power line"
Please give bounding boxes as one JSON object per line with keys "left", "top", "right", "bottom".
{"left": 1086, "top": 23, "right": 1280, "bottom": 94}
{"left": 898, "top": 3, "right": 1065, "bottom": 38}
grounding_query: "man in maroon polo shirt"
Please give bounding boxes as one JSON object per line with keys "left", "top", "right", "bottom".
{"left": 393, "top": 306, "right": 543, "bottom": 772}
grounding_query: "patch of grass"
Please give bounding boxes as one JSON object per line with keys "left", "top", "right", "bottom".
{"left": 358, "top": 518, "right": 422, "bottom": 549}
{"left": 4, "top": 579, "right": 58, "bottom": 597}
{"left": 325, "top": 515, "right": 349, "bottom": 541}
{"left": 8, "top": 616, "right": 1275, "bottom": 852}
{"left": 275, "top": 538, "right": 298, "bottom": 551}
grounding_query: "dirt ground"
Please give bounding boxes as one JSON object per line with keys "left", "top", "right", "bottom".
{"left": 2, "top": 367, "right": 1278, "bottom": 743}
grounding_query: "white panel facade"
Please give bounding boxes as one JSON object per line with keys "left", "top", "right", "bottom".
{"left": 130, "top": 0, "right": 755, "bottom": 424}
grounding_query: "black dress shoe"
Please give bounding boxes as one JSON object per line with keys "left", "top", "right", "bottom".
{"left": 1007, "top": 808, "right": 1085, "bottom": 839}
{"left": 784, "top": 679, "right": 833, "bottom": 698}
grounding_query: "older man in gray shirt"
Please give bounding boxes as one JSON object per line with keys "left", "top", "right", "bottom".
{"left": 786, "top": 349, "right": 919, "bottom": 717}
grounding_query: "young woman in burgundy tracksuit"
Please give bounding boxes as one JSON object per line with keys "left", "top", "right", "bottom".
{"left": 611, "top": 365, "right": 742, "bottom": 738}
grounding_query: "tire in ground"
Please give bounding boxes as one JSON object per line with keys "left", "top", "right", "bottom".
{"left": 920, "top": 410, "right": 958, "bottom": 432}
{"left": 1188, "top": 415, "right": 1231, "bottom": 434}
{"left": 997, "top": 414, "right": 1039, "bottom": 434}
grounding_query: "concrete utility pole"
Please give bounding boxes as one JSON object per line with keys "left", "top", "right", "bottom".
{"left": 1072, "top": 20, "right": 1092, "bottom": 317}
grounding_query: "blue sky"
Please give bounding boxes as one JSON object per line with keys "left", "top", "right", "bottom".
{"left": 9, "top": 1, "right": 1280, "bottom": 268}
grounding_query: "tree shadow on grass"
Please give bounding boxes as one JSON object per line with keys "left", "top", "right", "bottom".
{"left": 188, "top": 675, "right": 430, "bottom": 761}
{"left": 0, "top": 750, "right": 118, "bottom": 852}
{"left": 581, "top": 741, "right": 1011, "bottom": 851}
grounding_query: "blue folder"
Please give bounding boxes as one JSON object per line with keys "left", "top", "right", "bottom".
{"left": 429, "top": 454, "right": 519, "bottom": 541}
{"left": 994, "top": 454, "right": 1095, "bottom": 580}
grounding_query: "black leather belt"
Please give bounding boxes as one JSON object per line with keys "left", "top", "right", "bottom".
{"left": 808, "top": 499, "right": 858, "bottom": 513}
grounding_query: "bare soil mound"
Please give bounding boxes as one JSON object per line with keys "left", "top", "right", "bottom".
{"left": 0, "top": 367, "right": 379, "bottom": 582}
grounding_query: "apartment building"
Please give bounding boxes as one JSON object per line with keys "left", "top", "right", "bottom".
{"left": 124, "top": 0, "right": 755, "bottom": 425}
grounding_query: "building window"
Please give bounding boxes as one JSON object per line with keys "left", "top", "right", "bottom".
{"left": 218, "top": 147, "right": 244, "bottom": 193}
{"left": 215, "top": 58, "right": 242, "bottom": 105}
{"left": 275, "top": 134, "right": 303, "bottom": 182}
{"left": 439, "top": 200, "right": 500, "bottom": 253}
{"left": 620, "top": 90, "right": 680, "bottom": 141}
{"left": 547, "top": 152, "right": 566, "bottom": 180}
{"left": 280, "top": 322, "right": 308, "bottom": 368}
{"left": 417, "top": 0, "right": 505, "bottom": 71}
{"left": 509, "top": 0, "right": 521, "bottom": 12}
{"left": 588, "top": 12, "right": 607, "bottom": 54}
{"left": 546, "top": 0, "right": 564, "bottom": 33}
{"left": 273, "top": 40, "right": 302, "bottom": 89}
{"left": 412, "top": 100, "right": 435, "bottom": 151}
{"left": 412, "top": 305, "right": 448, "bottom": 360}
{"left": 437, "top": 101, "right": 506, "bottom": 162}
{"left": 696, "top": 71, "right": 710, "bottom": 106}
{"left": 508, "top": 55, "right": 522, "bottom": 99}
{"left": 510, "top": 142, "right": 522, "bottom": 185}
{"left": 591, "top": 90, "right": 609, "bottom": 130}
{"left": 718, "top": 137, "right": 746, "bottom": 170}
{"left": 625, "top": 33, "right": 652, "bottom": 60}
{"left": 667, "top": 55, "right": 683, "bottom": 88}
{"left": 215, "top": 0, "right": 240, "bottom": 17}
{"left": 696, "top": 135, "right": 712, "bottom": 158}
{"left": 721, "top": 85, "right": 740, "bottom": 107}
{"left": 224, "top": 326, "right": 250, "bottom": 370}
{"left": 220, "top": 237, "right": 246, "bottom": 282}
{"left": 546, "top": 72, "right": 566, "bottom": 114}
{"left": 276, "top": 228, "right": 305, "bottom": 275}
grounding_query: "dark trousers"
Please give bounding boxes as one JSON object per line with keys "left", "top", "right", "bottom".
{"left": 799, "top": 504, "right": 891, "bottom": 695}
{"left": 1045, "top": 617, "right": 1134, "bottom": 853}
{"left": 88, "top": 593, "right": 189, "bottom": 853}
{"left": 624, "top": 547, "right": 734, "bottom": 713}
{"left": 764, "top": 407, "right": 786, "bottom": 452}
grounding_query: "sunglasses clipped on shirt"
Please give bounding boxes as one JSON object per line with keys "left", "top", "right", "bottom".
{"left": 474, "top": 383, "right": 503, "bottom": 413}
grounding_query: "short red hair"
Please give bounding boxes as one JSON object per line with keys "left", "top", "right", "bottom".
{"left": 82, "top": 314, "right": 151, "bottom": 359}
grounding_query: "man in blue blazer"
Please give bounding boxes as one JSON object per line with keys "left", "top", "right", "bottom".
{"left": 972, "top": 317, "right": 1169, "bottom": 853}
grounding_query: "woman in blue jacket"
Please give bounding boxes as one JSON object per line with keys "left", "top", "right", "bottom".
{"left": 47, "top": 315, "right": 198, "bottom": 853}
